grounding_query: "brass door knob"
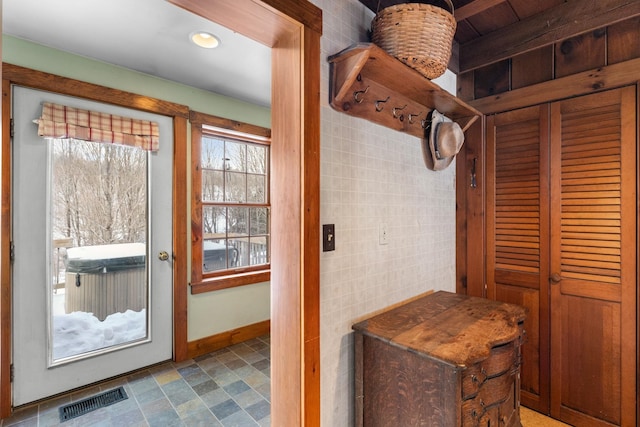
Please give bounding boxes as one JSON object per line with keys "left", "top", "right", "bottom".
{"left": 158, "top": 251, "right": 170, "bottom": 261}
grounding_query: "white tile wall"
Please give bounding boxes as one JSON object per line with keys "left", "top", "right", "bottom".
{"left": 312, "top": 0, "right": 458, "bottom": 425}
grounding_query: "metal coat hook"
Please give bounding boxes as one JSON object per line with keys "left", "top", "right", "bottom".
{"left": 421, "top": 117, "right": 429, "bottom": 129}
{"left": 408, "top": 112, "right": 422, "bottom": 125}
{"left": 392, "top": 104, "right": 407, "bottom": 121}
{"left": 375, "top": 96, "right": 390, "bottom": 112}
{"left": 353, "top": 86, "right": 369, "bottom": 104}
{"left": 471, "top": 157, "right": 477, "bottom": 188}
{"left": 422, "top": 110, "right": 435, "bottom": 130}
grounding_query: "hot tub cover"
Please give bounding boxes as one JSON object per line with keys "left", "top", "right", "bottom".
{"left": 65, "top": 243, "right": 146, "bottom": 273}
{"left": 203, "top": 241, "right": 237, "bottom": 271}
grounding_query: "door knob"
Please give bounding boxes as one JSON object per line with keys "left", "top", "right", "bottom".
{"left": 158, "top": 251, "right": 170, "bottom": 261}
{"left": 550, "top": 273, "right": 562, "bottom": 284}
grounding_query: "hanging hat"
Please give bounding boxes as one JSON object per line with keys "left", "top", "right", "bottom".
{"left": 425, "top": 109, "right": 465, "bottom": 171}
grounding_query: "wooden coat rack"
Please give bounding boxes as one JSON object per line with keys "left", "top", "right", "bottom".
{"left": 328, "top": 43, "right": 480, "bottom": 139}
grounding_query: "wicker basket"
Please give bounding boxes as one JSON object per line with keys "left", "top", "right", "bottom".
{"left": 371, "top": 1, "right": 456, "bottom": 79}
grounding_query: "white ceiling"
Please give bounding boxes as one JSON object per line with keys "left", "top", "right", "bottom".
{"left": 2, "top": 0, "right": 272, "bottom": 107}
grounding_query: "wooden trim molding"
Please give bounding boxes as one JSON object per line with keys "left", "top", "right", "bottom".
{"left": 456, "top": 118, "right": 485, "bottom": 297}
{"left": 190, "top": 270, "right": 271, "bottom": 294}
{"left": 189, "top": 110, "right": 271, "bottom": 138}
{"left": 637, "top": 82, "right": 640, "bottom": 427}
{"left": 172, "top": 115, "right": 189, "bottom": 363}
{"left": 469, "top": 56, "right": 640, "bottom": 115}
{"left": 459, "top": 0, "right": 640, "bottom": 72}
{"left": 169, "top": 1, "right": 322, "bottom": 426}
{"left": 169, "top": 0, "right": 322, "bottom": 46}
{"left": 0, "top": 79, "right": 12, "bottom": 419}
{"left": 302, "top": 27, "right": 321, "bottom": 427}
{"left": 189, "top": 109, "right": 272, "bottom": 296}
{"left": 2, "top": 65, "right": 189, "bottom": 118}
{"left": 186, "top": 319, "right": 271, "bottom": 360}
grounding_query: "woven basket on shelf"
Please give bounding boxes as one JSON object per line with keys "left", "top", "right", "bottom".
{"left": 371, "top": 1, "right": 456, "bottom": 79}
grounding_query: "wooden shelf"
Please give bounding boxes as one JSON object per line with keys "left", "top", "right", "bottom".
{"left": 328, "top": 43, "right": 480, "bottom": 139}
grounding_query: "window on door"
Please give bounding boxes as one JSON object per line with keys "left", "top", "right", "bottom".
{"left": 50, "top": 138, "right": 149, "bottom": 363}
{"left": 31, "top": 100, "right": 161, "bottom": 365}
{"left": 190, "top": 111, "right": 271, "bottom": 293}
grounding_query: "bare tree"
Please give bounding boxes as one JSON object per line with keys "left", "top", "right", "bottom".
{"left": 52, "top": 139, "right": 147, "bottom": 247}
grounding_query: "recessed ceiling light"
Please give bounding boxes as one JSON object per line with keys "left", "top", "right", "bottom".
{"left": 190, "top": 31, "right": 220, "bottom": 49}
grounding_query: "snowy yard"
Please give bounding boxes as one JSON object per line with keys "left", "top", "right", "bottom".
{"left": 52, "top": 291, "right": 146, "bottom": 360}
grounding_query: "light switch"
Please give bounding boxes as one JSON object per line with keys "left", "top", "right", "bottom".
{"left": 323, "top": 224, "right": 335, "bottom": 252}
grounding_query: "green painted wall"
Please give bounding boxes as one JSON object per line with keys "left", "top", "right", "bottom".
{"left": 2, "top": 35, "right": 270, "bottom": 127}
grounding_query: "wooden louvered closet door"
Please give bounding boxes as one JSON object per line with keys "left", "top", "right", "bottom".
{"left": 487, "top": 86, "right": 637, "bottom": 426}
{"left": 486, "top": 105, "right": 550, "bottom": 414}
{"left": 549, "top": 87, "right": 636, "bottom": 427}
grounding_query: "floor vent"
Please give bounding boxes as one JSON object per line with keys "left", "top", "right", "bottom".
{"left": 58, "top": 386, "right": 128, "bottom": 422}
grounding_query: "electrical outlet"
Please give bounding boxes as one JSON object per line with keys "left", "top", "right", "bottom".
{"left": 379, "top": 223, "right": 388, "bottom": 245}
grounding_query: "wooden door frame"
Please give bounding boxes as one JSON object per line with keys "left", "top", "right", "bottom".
{"left": 167, "top": 2, "right": 322, "bottom": 425}
{"left": 0, "top": 1, "right": 322, "bottom": 424}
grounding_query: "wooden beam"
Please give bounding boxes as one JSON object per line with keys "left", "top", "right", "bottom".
{"left": 468, "top": 56, "right": 640, "bottom": 114}
{"left": 455, "top": 0, "right": 506, "bottom": 21}
{"left": 357, "top": 0, "right": 477, "bottom": 20}
{"left": 358, "top": 0, "right": 506, "bottom": 21}
{"left": 449, "top": 41, "right": 460, "bottom": 74}
{"left": 460, "top": 0, "right": 640, "bottom": 72}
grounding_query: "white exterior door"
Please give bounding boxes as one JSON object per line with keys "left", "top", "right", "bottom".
{"left": 11, "top": 86, "right": 173, "bottom": 406}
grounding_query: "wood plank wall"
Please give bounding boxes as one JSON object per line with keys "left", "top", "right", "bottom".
{"left": 455, "top": 15, "right": 640, "bottom": 298}
{"left": 457, "top": 16, "right": 640, "bottom": 103}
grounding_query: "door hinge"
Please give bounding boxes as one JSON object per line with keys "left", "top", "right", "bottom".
{"left": 10, "top": 364, "right": 14, "bottom": 383}
{"left": 10, "top": 118, "right": 14, "bottom": 138}
{"left": 10, "top": 242, "right": 15, "bottom": 263}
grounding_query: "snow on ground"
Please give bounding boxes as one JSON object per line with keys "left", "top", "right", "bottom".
{"left": 53, "top": 309, "right": 146, "bottom": 360}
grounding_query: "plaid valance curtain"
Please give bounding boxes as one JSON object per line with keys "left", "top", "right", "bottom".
{"left": 34, "top": 102, "right": 159, "bottom": 151}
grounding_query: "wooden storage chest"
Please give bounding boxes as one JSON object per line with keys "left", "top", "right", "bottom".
{"left": 353, "top": 291, "right": 526, "bottom": 426}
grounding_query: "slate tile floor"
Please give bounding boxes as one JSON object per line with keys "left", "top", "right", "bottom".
{"left": 1, "top": 335, "right": 271, "bottom": 427}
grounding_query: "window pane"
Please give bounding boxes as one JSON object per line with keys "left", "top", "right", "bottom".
{"left": 226, "top": 141, "right": 246, "bottom": 172}
{"left": 202, "top": 206, "right": 226, "bottom": 237}
{"left": 247, "top": 174, "right": 266, "bottom": 203}
{"left": 231, "top": 237, "right": 250, "bottom": 268}
{"left": 250, "top": 208, "right": 269, "bottom": 235}
{"left": 202, "top": 170, "right": 224, "bottom": 202}
{"left": 249, "top": 236, "right": 269, "bottom": 266}
{"left": 201, "top": 137, "right": 224, "bottom": 170}
{"left": 197, "top": 130, "right": 270, "bottom": 277}
{"left": 247, "top": 144, "right": 266, "bottom": 174}
{"left": 50, "top": 139, "right": 148, "bottom": 362}
{"left": 225, "top": 171, "right": 246, "bottom": 202}
{"left": 203, "top": 239, "right": 235, "bottom": 272}
{"left": 227, "top": 207, "right": 248, "bottom": 236}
